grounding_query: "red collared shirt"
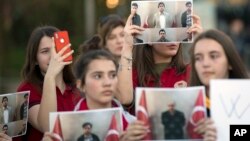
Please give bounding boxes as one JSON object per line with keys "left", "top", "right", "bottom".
{"left": 14, "top": 82, "right": 81, "bottom": 141}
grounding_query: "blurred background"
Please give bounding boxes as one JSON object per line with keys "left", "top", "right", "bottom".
{"left": 1, "top": 0, "right": 250, "bottom": 93}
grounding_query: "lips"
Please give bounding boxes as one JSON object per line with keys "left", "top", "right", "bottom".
{"left": 102, "top": 90, "right": 113, "bottom": 96}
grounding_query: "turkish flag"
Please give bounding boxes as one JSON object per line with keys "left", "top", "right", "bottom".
{"left": 143, "top": 16, "right": 149, "bottom": 28}
{"left": 105, "top": 114, "right": 119, "bottom": 141}
{"left": 187, "top": 90, "right": 206, "bottom": 139}
{"left": 136, "top": 90, "right": 152, "bottom": 140}
{"left": 52, "top": 115, "right": 63, "bottom": 141}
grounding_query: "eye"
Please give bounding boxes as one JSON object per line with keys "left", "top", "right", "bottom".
{"left": 120, "top": 32, "right": 125, "bottom": 37}
{"left": 194, "top": 55, "right": 202, "bottom": 62}
{"left": 41, "top": 49, "right": 49, "bottom": 54}
{"left": 110, "top": 72, "right": 117, "bottom": 79}
{"left": 210, "top": 53, "right": 219, "bottom": 59}
{"left": 108, "top": 35, "right": 116, "bottom": 40}
{"left": 94, "top": 74, "right": 101, "bottom": 79}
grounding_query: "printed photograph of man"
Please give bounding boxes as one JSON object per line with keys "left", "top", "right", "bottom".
{"left": 153, "top": 2, "right": 174, "bottom": 28}
{"left": 161, "top": 100, "right": 186, "bottom": 139}
{"left": 0, "top": 97, "right": 14, "bottom": 124}
{"left": 77, "top": 122, "right": 100, "bottom": 141}
{"left": 181, "top": 1, "right": 192, "bottom": 27}
{"left": 157, "top": 29, "right": 170, "bottom": 42}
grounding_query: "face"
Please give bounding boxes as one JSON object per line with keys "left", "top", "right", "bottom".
{"left": 152, "top": 43, "right": 180, "bottom": 63}
{"left": 83, "top": 125, "right": 92, "bottom": 135}
{"left": 82, "top": 59, "right": 117, "bottom": 106}
{"left": 168, "top": 103, "right": 175, "bottom": 111}
{"left": 158, "top": 4, "right": 165, "bottom": 13}
{"left": 105, "top": 26, "right": 124, "bottom": 57}
{"left": 194, "top": 38, "right": 231, "bottom": 87}
{"left": 36, "top": 36, "right": 53, "bottom": 75}
{"left": 2, "top": 126, "right": 7, "bottom": 134}
{"left": 2, "top": 98, "right": 8, "bottom": 107}
{"left": 186, "top": 4, "right": 192, "bottom": 12}
{"left": 131, "top": 6, "right": 138, "bottom": 14}
{"left": 159, "top": 31, "right": 166, "bottom": 38}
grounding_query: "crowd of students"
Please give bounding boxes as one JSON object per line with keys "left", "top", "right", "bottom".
{"left": 0, "top": 4, "right": 248, "bottom": 141}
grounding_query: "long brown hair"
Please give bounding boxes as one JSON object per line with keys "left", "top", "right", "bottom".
{"left": 133, "top": 44, "right": 187, "bottom": 86}
{"left": 21, "top": 26, "right": 75, "bottom": 92}
{"left": 97, "top": 14, "right": 125, "bottom": 47}
{"left": 189, "top": 29, "right": 249, "bottom": 86}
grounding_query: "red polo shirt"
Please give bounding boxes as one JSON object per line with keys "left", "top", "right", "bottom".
{"left": 14, "top": 82, "right": 81, "bottom": 141}
{"left": 75, "top": 98, "right": 129, "bottom": 130}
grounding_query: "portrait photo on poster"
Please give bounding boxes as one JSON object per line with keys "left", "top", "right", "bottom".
{"left": 135, "top": 87, "right": 206, "bottom": 140}
{"left": 0, "top": 91, "right": 30, "bottom": 138}
{"left": 50, "top": 108, "right": 123, "bottom": 141}
{"left": 131, "top": 0, "right": 193, "bottom": 45}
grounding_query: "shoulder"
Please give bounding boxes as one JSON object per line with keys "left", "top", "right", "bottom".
{"left": 17, "top": 82, "right": 36, "bottom": 91}
{"left": 92, "top": 133, "right": 99, "bottom": 138}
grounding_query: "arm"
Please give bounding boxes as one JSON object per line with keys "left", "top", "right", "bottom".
{"left": 116, "top": 14, "right": 144, "bottom": 105}
{"left": 34, "top": 43, "right": 73, "bottom": 132}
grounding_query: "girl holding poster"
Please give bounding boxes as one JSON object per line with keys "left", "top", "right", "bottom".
{"left": 189, "top": 29, "right": 249, "bottom": 141}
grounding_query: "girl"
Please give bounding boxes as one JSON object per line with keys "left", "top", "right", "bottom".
{"left": 189, "top": 29, "right": 249, "bottom": 141}
{"left": 73, "top": 35, "right": 135, "bottom": 130}
{"left": 15, "top": 26, "right": 81, "bottom": 141}
{"left": 98, "top": 14, "right": 125, "bottom": 61}
{"left": 116, "top": 13, "right": 203, "bottom": 115}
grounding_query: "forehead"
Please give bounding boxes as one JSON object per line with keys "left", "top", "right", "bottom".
{"left": 86, "top": 59, "right": 116, "bottom": 73}
{"left": 38, "top": 36, "right": 53, "bottom": 50}
{"left": 109, "top": 26, "right": 124, "bottom": 35}
{"left": 194, "top": 38, "right": 224, "bottom": 54}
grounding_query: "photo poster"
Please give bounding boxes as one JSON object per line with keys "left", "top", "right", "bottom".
{"left": 210, "top": 79, "right": 250, "bottom": 141}
{"left": 131, "top": 0, "right": 193, "bottom": 45}
{"left": 50, "top": 107, "right": 123, "bottom": 141}
{"left": 0, "top": 91, "right": 30, "bottom": 137}
{"left": 135, "top": 86, "right": 206, "bottom": 140}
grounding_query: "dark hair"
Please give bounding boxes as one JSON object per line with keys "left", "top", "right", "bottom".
{"left": 186, "top": 1, "right": 192, "bottom": 6}
{"left": 2, "top": 124, "right": 8, "bottom": 129}
{"left": 74, "top": 36, "right": 118, "bottom": 85}
{"left": 132, "top": 3, "right": 138, "bottom": 8}
{"left": 82, "top": 122, "right": 92, "bottom": 128}
{"left": 159, "top": 29, "right": 166, "bottom": 34}
{"left": 2, "top": 96, "right": 8, "bottom": 103}
{"left": 158, "top": 2, "right": 165, "bottom": 8}
{"left": 24, "top": 93, "right": 28, "bottom": 98}
{"left": 189, "top": 29, "right": 249, "bottom": 86}
{"left": 21, "top": 26, "right": 75, "bottom": 92}
{"left": 133, "top": 44, "right": 186, "bottom": 86}
{"left": 98, "top": 15, "right": 125, "bottom": 46}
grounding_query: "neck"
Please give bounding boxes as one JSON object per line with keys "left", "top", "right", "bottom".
{"left": 86, "top": 98, "right": 112, "bottom": 110}
{"left": 153, "top": 54, "right": 172, "bottom": 64}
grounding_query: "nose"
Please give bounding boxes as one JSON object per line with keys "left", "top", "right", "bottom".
{"left": 103, "top": 76, "right": 112, "bottom": 86}
{"left": 202, "top": 56, "right": 211, "bottom": 67}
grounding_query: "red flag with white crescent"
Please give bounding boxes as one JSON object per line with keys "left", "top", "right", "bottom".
{"left": 105, "top": 114, "right": 119, "bottom": 141}
{"left": 52, "top": 115, "right": 63, "bottom": 141}
{"left": 137, "top": 90, "right": 152, "bottom": 140}
{"left": 187, "top": 90, "right": 206, "bottom": 139}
